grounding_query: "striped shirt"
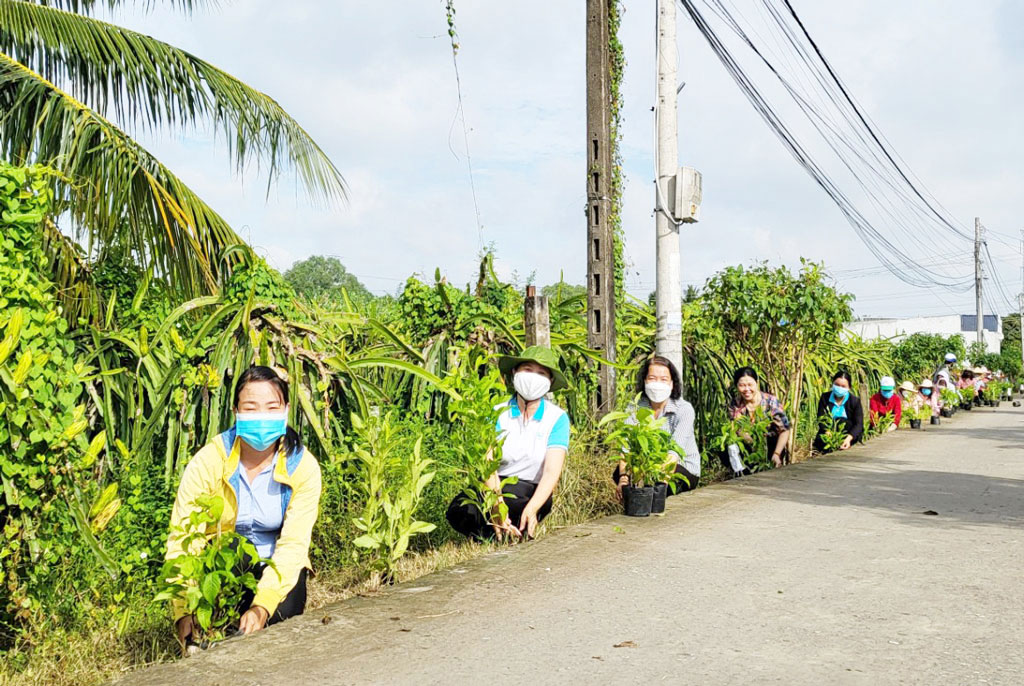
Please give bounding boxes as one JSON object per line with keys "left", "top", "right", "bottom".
{"left": 630, "top": 395, "right": 701, "bottom": 476}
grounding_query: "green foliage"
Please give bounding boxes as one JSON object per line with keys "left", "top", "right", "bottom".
{"left": 866, "top": 410, "right": 894, "bottom": 439}
{"left": 284, "top": 255, "right": 373, "bottom": 305}
{"left": 441, "top": 349, "right": 517, "bottom": 527}
{"left": 817, "top": 416, "right": 847, "bottom": 452}
{"left": 349, "top": 413, "right": 436, "bottom": 581}
{"left": 888, "top": 332, "right": 963, "bottom": 383}
{"left": 599, "top": 396, "right": 689, "bottom": 490}
{"left": 717, "top": 407, "right": 773, "bottom": 472}
{"left": 939, "top": 388, "right": 959, "bottom": 408}
{"left": 154, "top": 495, "right": 267, "bottom": 643}
{"left": 0, "top": 162, "right": 116, "bottom": 632}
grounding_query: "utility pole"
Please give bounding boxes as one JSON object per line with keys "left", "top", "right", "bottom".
{"left": 1019, "top": 229, "right": 1023, "bottom": 369}
{"left": 523, "top": 285, "right": 551, "bottom": 348}
{"left": 586, "top": 0, "right": 616, "bottom": 415}
{"left": 975, "top": 217, "right": 984, "bottom": 349}
{"left": 654, "top": 0, "right": 683, "bottom": 372}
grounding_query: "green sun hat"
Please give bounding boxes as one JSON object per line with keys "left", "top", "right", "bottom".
{"left": 497, "top": 345, "right": 569, "bottom": 392}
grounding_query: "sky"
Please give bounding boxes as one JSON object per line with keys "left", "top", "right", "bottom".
{"left": 104, "top": 0, "right": 1024, "bottom": 320}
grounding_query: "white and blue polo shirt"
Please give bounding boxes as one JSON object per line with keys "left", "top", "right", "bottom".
{"left": 496, "top": 396, "right": 570, "bottom": 483}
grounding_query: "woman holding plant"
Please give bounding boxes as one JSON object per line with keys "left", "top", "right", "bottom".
{"left": 725, "top": 366, "right": 792, "bottom": 473}
{"left": 814, "top": 371, "right": 864, "bottom": 452}
{"left": 164, "top": 366, "right": 321, "bottom": 649}
{"left": 445, "top": 346, "right": 570, "bottom": 541}
{"left": 868, "top": 376, "right": 901, "bottom": 431}
{"left": 611, "top": 356, "right": 701, "bottom": 499}
{"left": 915, "top": 379, "right": 941, "bottom": 417}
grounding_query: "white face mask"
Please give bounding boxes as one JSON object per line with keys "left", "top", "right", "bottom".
{"left": 644, "top": 381, "right": 672, "bottom": 404}
{"left": 513, "top": 371, "right": 551, "bottom": 401}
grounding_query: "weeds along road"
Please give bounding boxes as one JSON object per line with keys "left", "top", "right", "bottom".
{"left": 118, "top": 404, "right": 1024, "bottom": 686}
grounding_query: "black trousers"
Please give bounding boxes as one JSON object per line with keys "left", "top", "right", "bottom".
{"left": 445, "top": 478, "right": 553, "bottom": 540}
{"left": 236, "top": 565, "right": 308, "bottom": 626}
{"left": 611, "top": 461, "right": 699, "bottom": 493}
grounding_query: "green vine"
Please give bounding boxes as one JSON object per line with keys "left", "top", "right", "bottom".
{"left": 608, "top": 1, "right": 626, "bottom": 312}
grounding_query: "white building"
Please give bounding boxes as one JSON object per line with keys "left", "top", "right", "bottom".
{"left": 847, "top": 314, "right": 1002, "bottom": 355}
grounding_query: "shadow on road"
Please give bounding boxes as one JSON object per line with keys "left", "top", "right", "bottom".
{"left": 738, "top": 459, "right": 1024, "bottom": 530}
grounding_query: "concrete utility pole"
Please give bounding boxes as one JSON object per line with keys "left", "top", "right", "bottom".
{"left": 523, "top": 286, "right": 551, "bottom": 348}
{"left": 975, "top": 217, "right": 984, "bottom": 348}
{"left": 654, "top": 0, "right": 683, "bottom": 372}
{"left": 586, "top": 0, "right": 616, "bottom": 414}
{"left": 1019, "top": 229, "right": 1023, "bottom": 368}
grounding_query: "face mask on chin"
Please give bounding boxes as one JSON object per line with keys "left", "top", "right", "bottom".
{"left": 513, "top": 371, "right": 552, "bottom": 401}
{"left": 644, "top": 382, "right": 672, "bottom": 404}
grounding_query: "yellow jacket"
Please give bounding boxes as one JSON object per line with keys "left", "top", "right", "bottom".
{"left": 165, "top": 429, "right": 321, "bottom": 620}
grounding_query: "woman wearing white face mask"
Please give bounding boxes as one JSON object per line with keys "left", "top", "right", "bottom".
{"left": 445, "top": 346, "right": 570, "bottom": 541}
{"left": 612, "top": 356, "right": 701, "bottom": 500}
{"left": 164, "top": 366, "right": 321, "bottom": 651}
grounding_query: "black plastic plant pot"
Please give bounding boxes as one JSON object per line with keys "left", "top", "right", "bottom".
{"left": 910, "top": 419, "right": 922, "bottom": 429}
{"left": 623, "top": 485, "right": 654, "bottom": 517}
{"left": 940, "top": 408, "right": 952, "bottom": 418}
{"left": 651, "top": 483, "right": 668, "bottom": 514}
{"left": 962, "top": 403, "right": 973, "bottom": 411}
{"left": 930, "top": 416, "right": 940, "bottom": 425}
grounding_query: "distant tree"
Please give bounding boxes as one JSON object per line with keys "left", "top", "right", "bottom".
{"left": 1002, "top": 313, "right": 1021, "bottom": 356}
{"left": 284, "top": 256, "right": 373, "bottom": 304}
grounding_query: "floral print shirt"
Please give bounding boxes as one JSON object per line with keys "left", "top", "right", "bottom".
{"left": 728, "top": 392, "right": 792, "bottom": 434}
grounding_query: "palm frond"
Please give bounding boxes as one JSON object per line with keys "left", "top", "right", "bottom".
{"left": 0, "top": 52, "right": 241, "bottom": 293}
{"left": 12, "top": 1, "right": 215, "bottom": 16}
{"left": 0, "top": 0, "right": 346, "bottom": 204}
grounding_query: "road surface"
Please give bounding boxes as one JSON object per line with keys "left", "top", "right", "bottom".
{"left": 118, "top": 403, "right": 1024, "bottom": 685}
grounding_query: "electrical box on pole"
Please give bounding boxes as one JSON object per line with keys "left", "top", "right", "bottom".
{"left": 671, "top": 167, "right": 702, "bottom": 223}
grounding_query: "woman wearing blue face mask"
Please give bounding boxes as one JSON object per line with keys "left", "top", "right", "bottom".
{"left": 915, "top": 379, "right": 941, "bottom": 418}
{"left": 814, "top": 371, "right": 864, "bottom": 452}
{"left": 869, "top": 376, "right": 901, "bottom": 431}
{"left": 164, "top": 366, "right": 321, "bottom": 651}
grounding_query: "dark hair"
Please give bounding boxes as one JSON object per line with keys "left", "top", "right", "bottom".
{"left": 961, "top": 369, "right": 974, "bottom": 380}
{"left": 733, "top": 366, "right": 760, "bottom": 387}
{"left": 832, "top": 370, "right": 853, "bottom": 384}
{"left": 234, "top": 366, "right": 303, "bottom": 456}
{"left": 636, "top": 355, "right": 682, "bottom": 400}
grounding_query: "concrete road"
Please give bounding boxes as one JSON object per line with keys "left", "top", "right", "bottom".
{"left": 119, "top": 404, "right": 1024, "bottom": 686}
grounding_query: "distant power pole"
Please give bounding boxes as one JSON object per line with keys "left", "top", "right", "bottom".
{"left": 586, "top": 0, "right": 616, "bottom": 415}
{"left": 1019, "top": 229, "right": 1023, "bottom": 368}
{"left": 654, "top": 0, "right": 683, "bottom": 372}
{"left": 975, "top": 217, "right": 984, "bottom": 348}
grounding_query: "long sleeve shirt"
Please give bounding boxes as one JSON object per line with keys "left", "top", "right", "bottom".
{"left": 869, "top": 393, "right": 901, "bottom": 427}
{"left": 814, "top": 392, "right": 864, "bottom": 450}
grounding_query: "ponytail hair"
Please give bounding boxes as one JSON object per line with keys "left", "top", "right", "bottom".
{"left": 234, "top": 365, "right": 303, "bottom": 456}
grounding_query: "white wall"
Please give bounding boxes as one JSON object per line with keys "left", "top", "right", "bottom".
{"left": 847, "top": 314, "right": 1002, "bottom": 354}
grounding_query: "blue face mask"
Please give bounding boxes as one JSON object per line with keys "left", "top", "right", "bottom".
{"left": 921, "top": 388, "right": 932, "bottom": 397}
{"left": 831, "top": 384, "right": 849, "bottom": 399}
{"left": 235, "top": 412, "right": 288, "bottom": 451}
{"left": 880, "top": 389, "right": 894, "bottom": 399}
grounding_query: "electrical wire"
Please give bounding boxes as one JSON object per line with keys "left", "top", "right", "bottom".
{"left": 676, "top": 0, "right": 976, "bottom": 291}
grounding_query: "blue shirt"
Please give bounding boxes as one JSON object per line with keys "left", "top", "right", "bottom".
{"left": 233, "top": 454, "right": 285, "bottom": 559}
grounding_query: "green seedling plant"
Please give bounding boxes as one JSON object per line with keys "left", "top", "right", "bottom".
{"left": 716, "top": 406, "right": 773, "bottom": 472}
{"left": 350, "top": 412, "right": 436, "bottom": 582}
{"left": 818, "top": 415, "right": 847, "bottom": 452}
{"left": 154, "top": 495, "right": 270, "bottom": 645}
{"left": 867, "top": 410, "right": 894, "bottom": 439}
{"left": 443, "top": 349, "right": 517, "bottom": 535}
{"left": 940, "top": 388, "right": 959, "bottom": 409}
{"left": 911, "top": 402, "right": 933, "bottom": 423}
{"left": 600, "top": 394, "right": 689, "bottom": 491}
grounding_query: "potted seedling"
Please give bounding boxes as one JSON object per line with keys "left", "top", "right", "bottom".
{"left": 939, "top": 389, "right": 958, "bottom": 418}
{"left": 909, "top": 403, "right": 930, "bottom": 429}
{"left": 961, "top": 387, "right": 976, "bottom": 411}
{"left": 717, "top": 406, "right": 773, "bottom": 473}
{"left": 817, "top": 415, "right": 848, "bottom": 452}
{"left": 600, "top": 396, "right": 686, "bottom": 517}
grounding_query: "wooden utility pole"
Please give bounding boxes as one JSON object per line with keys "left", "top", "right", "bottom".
{"left": 524, "top": 285, "right": 551, "bottom": 348}
{"left": 586, "top": 0, "right": 616, "bottom": 414}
